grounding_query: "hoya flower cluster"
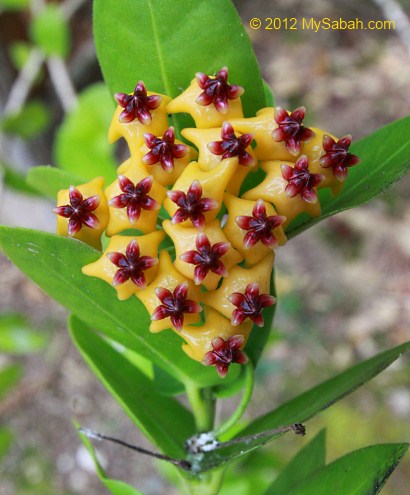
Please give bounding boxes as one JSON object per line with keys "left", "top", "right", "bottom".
{"left": 53, "top": 68, "right": 359, "bottom": 377}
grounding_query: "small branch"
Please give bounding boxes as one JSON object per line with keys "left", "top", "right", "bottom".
{"left": 373, "top": 0, "right": 410, "bottom": 59}
{"left": 214, "top": 423, "right": 306, "bottom": 450}
{"left": 2, "top": 49, "right": 45, "bottom": 116}
{"left": 79, "top": 428, "right": 192, "bottom": 471}
{"left": 2, "top": 0, "right": 85, "bottom": 118}
{"left": 184, "top": 423, "right": 305, "bottom": 455}
{"left": 60, "top": 0, "right": 88, "bottom": 19}
{"left": 186, "top": 384, "right": 216, "bottom": 433}
{"left": 47, "top": 56, "right": 77, "bottom": 112}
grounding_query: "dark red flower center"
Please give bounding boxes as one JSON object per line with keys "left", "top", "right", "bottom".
{"left": 236, "top": 200, "right": 285, "bottom": 248}
{"left": 53, "top": 186, "right": 100, "bottom": 236}
{"left": 207, "top": 122, "right": 255, "bottom": 166}
{"left": 109, "top": 175, "right": 159, "bottom": 223}
{"left": 151, "top": 282, "right": 202, "bottom": 331}
{"left": 195, "top": 67, "right": 244, "bottom": 114}
{"left": 229, "top": 282, "right": 276, "bottom": 327}
{"left": 281, "top": 155, "right": 324, "bottom": 203}
{"left": 143, "top": 127, "right": 188, "bottom": 172}
{"left": 167, "top": 181, "right": 219, "bottom": 229}
{"left": 319, "top": 134, "right": 360, "bottom": 181}
{"left": 106, "top": 240, "right": 158, "bottom": 289}
{"left": 272, "top": 106, "right": 315, "bottom": 155}
{"left": 179, "top": 233, "right": 230, "bottom": 285}
{"left": 114, "top": 81, "right": 162, "bottom": 125}
{"left": 202, "top": 335, "right": 248, "bottom": 377}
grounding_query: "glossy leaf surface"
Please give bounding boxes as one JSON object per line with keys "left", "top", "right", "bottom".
{"left": 70, "top": 316, "right": 195, "bottom": 458}
{"left": 264, "top": 429, "right": 326, "bottom": 494}
{"left": 94, "top": 0, "right": 265, "bottom": 127}
{"left": 287, "top": 443, "right": 409, "bottom": 495}
{"left": 27, "top": 166, "right": 85, "bottom": 199}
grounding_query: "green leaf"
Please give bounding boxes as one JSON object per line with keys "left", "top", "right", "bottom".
{"left": 30, "top": 4, "right": 70, "bottom": 58}
{"left": 70, "top": 316, "right": 195, "bottom": 458}
{"left": 0, "top": 101, "right": 51, "bottom": 139}
{"left": 54, "top": 84, "right": 117, "bottom": 182}
{"left": 263, "top": 80, "right": 275, "bottom": 107}
{"left": 9, "top": 42, "right": 32, "bottom": 70}
{"left": 287, "top": 443, "right": 409, "bottom": 495}
{"left": 287, "top": 116, "right": 410, "bottom": 238}
{"left": 94, "top": 0, "right": 265, "bottom": 126}
{"left": 264, "top": 430, "right": 326, "bottom": 495}
{"left": 153, "top": 365, "right": 185, "bottom": 396}
{"left": 190, "top": 341, "right": 410, "bottom": 473}
{"left": 241, "top": 341, "right": 410, "bottom": 436}
{"left": 0, "top": 163, "right": 40, "bottom": 196}
{"left": 0, "top": 364, "right": 23, "bottom": 401}
{"left": 0, "top": 0, "right": 29, "bottom": 11}
{"left": 0, "top": 428, "right": 13, "bottom": 460}
{"left": 76, "top": 423, "right": 144, "bottom": 495}
{"left": 0, "top": 313, "right": 47, "bottom": 354}
{"left": 26, "top": 166, "right": 86, "bottom": 199}
{"left": 0, "top": 226, "right": 235, "bottom": 388}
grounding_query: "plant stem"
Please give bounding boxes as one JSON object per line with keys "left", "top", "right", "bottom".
{"left": 214, "top": 362, "right": 254, "bottom": 439}
{"left": 182, "top": 468, "right": 225, "bottom": 495}
{"left": 186, "top": 384, "right": 215, "bottom": 433}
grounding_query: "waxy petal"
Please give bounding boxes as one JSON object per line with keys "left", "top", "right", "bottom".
{"left": 109, "top": 194, "right": 130, "bottom": 208}
{"left": 81, "top": 213, "right": 100, "bottom": 230}
{"left": 68, "top": 216, "right": 82, "bottom": 236}
{"left": 231, "top": 308, "right": 247, "bottom": 326}
{"left": 130, "top": 272, "right": 146, "bottom": 288}
{"left": 142, "top": 150, "right": 160, "bottom": 165}
{"left": 195, "top": 67, "right": 244, "bottom": 113}
{"left": 112, "top": 269, "right": 130, "bottom": 286}
{"left": 320, "top": 134, "right": 360, "bottom": 182}
{"left": 126, "top": 240, "right": 140, "bottom": 260}
{"left": 54, "top": 186, "right": 102, "bottom": 236}
{"left": 229, "top": 283, "right": 276, "bottom": 327}
{"left": 281, "top": 155, "right": 323, "bottom": 202}
{"left": 208, "top": 122, "right": 254, "bottom": 166}
{"left": 152, "top": 281, "right": 201, "bottom": 330}
{"left": 109, "top": 175, "right": 157, "bottom": 223}
{"left": 235, "top": 200, "right": 284, "bottom": 249}
{"left": 203, "top": 334, "right": 248, "bottom": 377}
{"left": 273, "top": 106, "right": 315, "bottom": 155}
{"left": 82, "top": 195, "right": 100, "bottom": 211}
{"left": 151, "top": 305, "right": 170, "bottom": 321}
{"left": 115, "top": 81, "right": 162, "bottom": 125}
{"left": 69, "top": 186, "right": 83, "bottom": 207}
{"left": 106, "top": 251, "right": 127, "bottom": 267}
{"left": 143, "top": 127, "right": 187, "bottom": 172}
{"left": 194, "top": 265, "right": 209, "bottom": 284}
{"left": 126, "top": 202, "right": 141, "bottom": 223}
{"left": 52, "top": 205, "right": 73, "bottom": 218}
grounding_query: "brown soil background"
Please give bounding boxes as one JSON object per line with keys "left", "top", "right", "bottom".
{"left": 0, "top": 1, "right": 409, "bottom": 494}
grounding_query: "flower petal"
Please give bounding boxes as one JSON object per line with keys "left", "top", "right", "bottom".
{"left": 68, "top": 215, "right": 82, "bottom": 235}
{"left": 112, "top": 269, "right": 129, "bottom": 286}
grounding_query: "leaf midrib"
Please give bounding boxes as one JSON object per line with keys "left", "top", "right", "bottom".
{"left": 147, "top": 0, "right": 180, "bottom": 135}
